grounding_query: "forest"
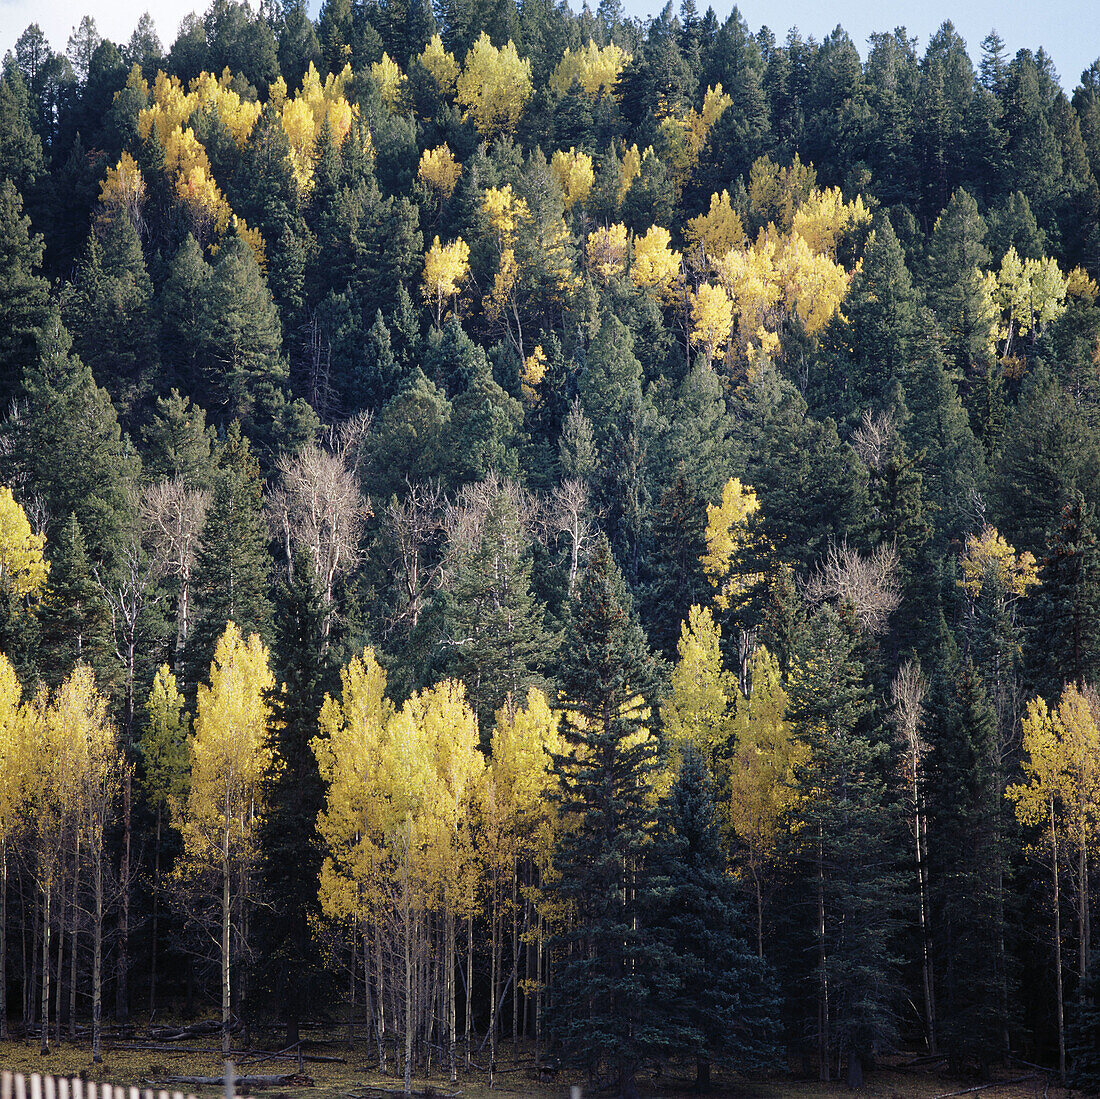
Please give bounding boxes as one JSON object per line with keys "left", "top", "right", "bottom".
{"left": 2, "top": 0, "right": 1100, "bottom": 1092}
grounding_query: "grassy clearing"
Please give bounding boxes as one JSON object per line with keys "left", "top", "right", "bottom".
{"left": 0, "top": 1035, "right": 1070, "bottom": 1099}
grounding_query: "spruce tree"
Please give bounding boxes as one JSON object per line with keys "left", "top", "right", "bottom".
{"left": 187, "top": 422, "right": 273, "bottom": 688}
{"left": 786, "top": 604, "right": 904, "bottom": 1085}
{"left": 37, "top": 512, "right": 115, "bottom": 690}
{"left": 253, "top": 548, "right": 334, "bottom": 1045}
{"left": 0, "top": 179, "right": 49, "bottom": 406}
{"left": 647, "top": 747, "right": 780, "bottom": 1087}
{"left": 547, "top": 535, "right": 663, "bottom": 1099}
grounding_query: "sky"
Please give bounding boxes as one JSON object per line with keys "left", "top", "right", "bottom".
{"left": 0, "top": 0, "right": 1097, "bottom": 92}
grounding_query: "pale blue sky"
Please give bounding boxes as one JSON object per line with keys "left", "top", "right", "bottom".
{"left": 1, "top": 0, "right": 1097, "bottom": 91}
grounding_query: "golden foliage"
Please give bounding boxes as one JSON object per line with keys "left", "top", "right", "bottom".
{"left": 684, "top": 190, "right": 744, "bottom": 271}
{"left": 549, "top": 41, "right": 629, "bottom": 98}
{"left": 689, "top": 282, "right": 733, "bottom": 363}
{"left": 418, "top": 34, "right": 460, "bottom": 96}
{"left": 371, "top": 52, "right": 405, "bottom": 109}
{"left": 521, "top": 344, "right": 547, "bottom": 403}
{"left": 422, "top": 235, "right": 470, "bottom": 325}
{"left": 701, "top": 477, "right": 761, "bottom": 611}
{"left": 456, "top": 33, "right": 532, "bottom": 136}
{"left": 790, "top": 186, "right": 871, "bottom": 259}
{"left": 0, "top": 487, "right": 48, "bottom": 601}
{"left": 630, "top": 224, "right": 682, "bottom": 301}
{"left": 418, "top": 143, "right": 462, "bottom": 200}
{"left": 550, "top": 146, "right": 594, "bottom": 209}
{"left": 747, "top": 153, "right": 817, "bottom": 233}
{"left": 959, "top": 524, "right": 1040, "bottom": 600}
{"left": 586, "top": 222, "right": 628, "bottom": 282}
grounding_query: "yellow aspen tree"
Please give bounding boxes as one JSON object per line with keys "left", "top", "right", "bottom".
{"left": 98, "top": 151, "right": 147, "bottom": 232}
{"left": 0, "top": 486, "right": 48, "bottom": 602}
{"left": 618, "top": 144, "right": 642, "bottom": 203}
{"left": 0, "top": 654, "right": 30, "bottom": 1041}
{"left": 550, "top": 147, "right": 595, "bottom": 210}
{"left": 371, "top": 53, "right": 406, "bottom": 109}
{"left": 1022, "top": 255, "right": 1068, "bottom": 333}
{"left": 421, "top": 235, "right": 470, "bottom": 327}
{"left": 58, "top": 667, "right": 123, "bottom": 1063}
{"left": 790, "top": 186, "right": 871, "bottom": 259}
{"left": 586, "top": 222, "right": 628, "bottom": 282}
{"left": 418, "top": 144, "right": 462, "bottom": 202}
{"left": 959, "top": 524, "right": 1040, "bottom": 601}
{"left": 521, "top": 345, "right": 547, "bottom": 403}
{"left": 408, "top": 680, "right": 483, "bottom": 1081}
{"left": 139, "top": 665, "right": 190, "bottom": 1019}
{"left": 992, "top": 246, "right": 1030, "bottom": 356}
{"left": 549, "top": 41, "right": 629, "bottom": 97}
{"left": 746, "top": 153, "right": 816, "bottom": 232}
{"left": 487, "top": 690, "right": 561, "bottom": 1066}
{"left": 1006, "top": 688, "right": 1100, "bottom": 1083}
{"left": 701, "top": 477, "right": 763, "bottom": 611}
{"left": 175, "top": 622, "right": 274, "bottom": 1056}
{"left": 630, "top": 225, "right": 682, "bottom": 302}
{"left": 659, "top": 604, "right": 734, "bottom": 778}
{"left": 418, "top": 35, "right": 460, "bottom": 97}
{"left": 684, "top": 190, "right": 745, "bottom": 272}
{"left": 456, "top": 34, "right": 532, "bottom": 137}
{"left": 689, "top": 281, "right": 733, "bottom": 368}
{"left": 313, "top": 649, "right": 395, "bottom": 1071}
{"left": 726, "top": 644, "right": 805, "bottom": 956}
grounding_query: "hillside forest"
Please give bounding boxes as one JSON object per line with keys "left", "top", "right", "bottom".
{"left": 3, "top": 0, "right": 1100, "bottom": 1091}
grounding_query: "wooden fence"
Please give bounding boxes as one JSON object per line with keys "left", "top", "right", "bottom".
{"left": 0, "top": 1071, "right": 221, "bottom": 1099}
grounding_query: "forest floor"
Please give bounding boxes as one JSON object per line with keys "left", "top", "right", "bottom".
{"left": 0, "top": 1031, "right": 1074, "bottom": 1099}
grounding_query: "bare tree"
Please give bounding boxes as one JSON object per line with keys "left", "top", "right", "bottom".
{"left": 544, "top": 479, "right": 593, "bottom": 599}
{"left": 804, "top": 541, "right": 901, "bottom": 635}
{"left": 891, "top": 660, "right": 934, "bottom": 1053}
{"left": 849, "top": 408, "right": 896, "bottom": 472}
{"left": 140, "top": 478, "right": 211, "bottom": 662}
{"left": 268, "top": 442, "right": 369, "bottom": 642}
{"left": 381, "top": 483, "right": 452, "bottom": 635}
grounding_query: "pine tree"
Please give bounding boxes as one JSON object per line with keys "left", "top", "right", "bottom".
{"left": 647, "top": 747, "right": 780, "bottom": 1087}
{"left": 253, "top": 548, "right": 334, "bottom": 1044}
{"left": 924, "top": 644, "right": 1007, "bottom": 1073}
{"left": 0, "top": 179, "right": 49, "bottom": 406}
{"left": 187, "top": 423, "right": 273, "bottom": 689}
{"left": 18, "top": 308, "right": 140, "bottom": 572}
{"left": 546, "top": 535, "right": 662, "bottom": 1099}
{"left": 38, "top": 512, "right": 115, "bottom": 690}
{"left": 786, "top": 604, "right": 904, "bottom": 1085}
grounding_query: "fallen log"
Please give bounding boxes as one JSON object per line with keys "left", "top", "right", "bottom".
{"left": 160, "top": 1075, "right": 314, "bottom": 1090}
{"left": 931, "top": 1076, "right": 1039, "bottom": 1099}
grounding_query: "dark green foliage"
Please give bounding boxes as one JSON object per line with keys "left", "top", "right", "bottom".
{"left": 1069, "top": 952, "right": 1100, "bottom": 1092}
{"left": 0, "top": 179, "right": 49, "bottom": 406}
{"left": 440, "top": 481, "right": 552, "bottom": 736}
{"left": 186, "top": 422, "right": 273, "bottom": 683}
{"left": 141, "top": 389, "right": 217, "bottom": 489}
{"left": 253, "top": 549, "right": 334, "bottom": 1045}
{"left": 646, "top": 748, "right": 780, "bottom": 1085}
{"left": 547, "top": 535, "right": 662, "bottom": 1097}
{"left": 786, "top": 604, "right": 904, "bottom": 1083}
{"left": 18, "top": 308, "right": 140, "bottom": 570}
{"left": 63, "top": 213, "right": 156, "bottom": 418}
{"left": 925, "top": 646, "right": 1008, "bottom": 1072}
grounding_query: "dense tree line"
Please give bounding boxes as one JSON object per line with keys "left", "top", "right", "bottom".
{"left": 2, "top": 0, "right": 1100, "bottom": 1091}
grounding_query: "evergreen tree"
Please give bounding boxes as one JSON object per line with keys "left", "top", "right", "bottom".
{"left": 786, "top": 604, "right": 904, "bottom": 1085}
{"left": 18, "top": 308, "right": 140, "bottom": 570}
{"left": 0, "top": 179, "right": 49, "bottom": 406}
{"left": 37, "top": 512, "right": 115, "bottom": 690}
{"left": 1069, "top": 951, "right": 1100, "bottom": 1092}
{"left": 187, "top": 422, "right": 273, "bottom": 686}
{"left": 253, "top": 548, "right": 333, "bottom": 1045}
{"left": 547, "top": 535, "right": 662, "bottom": 1099}
{"left": 442, "top": 480, "right": 552, "bottom": 736}
{"left": 647, "top": 747, "right": 780, "bottom": 1087}
{"left": 925, "top": 646, "right": 1008, "bottom": 1072}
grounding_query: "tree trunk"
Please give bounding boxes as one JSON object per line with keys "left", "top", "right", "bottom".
{"left": 1, "top": 838, "right": 7, "bottom": 1040}
{"left": 817, "top": 828, "right": 828, "bottom": 1082}
{"left": 465, "top": 914, "right": 473, "bottom": 1071}
{"left": 40, "top": 873, "right": 50, "bottom": 1055}
{"left": 93, "top": 837, "right": 104, "bottom": 1064}
{"left": 116, "top": 769, "right": 131, "bottom": 1024}
{"left": 150, "top": 808, "right": 161, "bottom": 1020}
{"left": 404, "top": 861, "right": 413, "bottom": 1096}
{"left": 447, "top": 906, "right": 456, "bottom": 1083}
{"left": 915, "top": 786, "right": 936, "bottom": 1052}
{"left": 68, "top": 846, "right": 79, "bottom": 1042}
{"left": 222, "top": 820, "right": 232, "bottom": 1059}
{"left": 1052, "top": 799, "right": 1065, "bottom": 1085}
